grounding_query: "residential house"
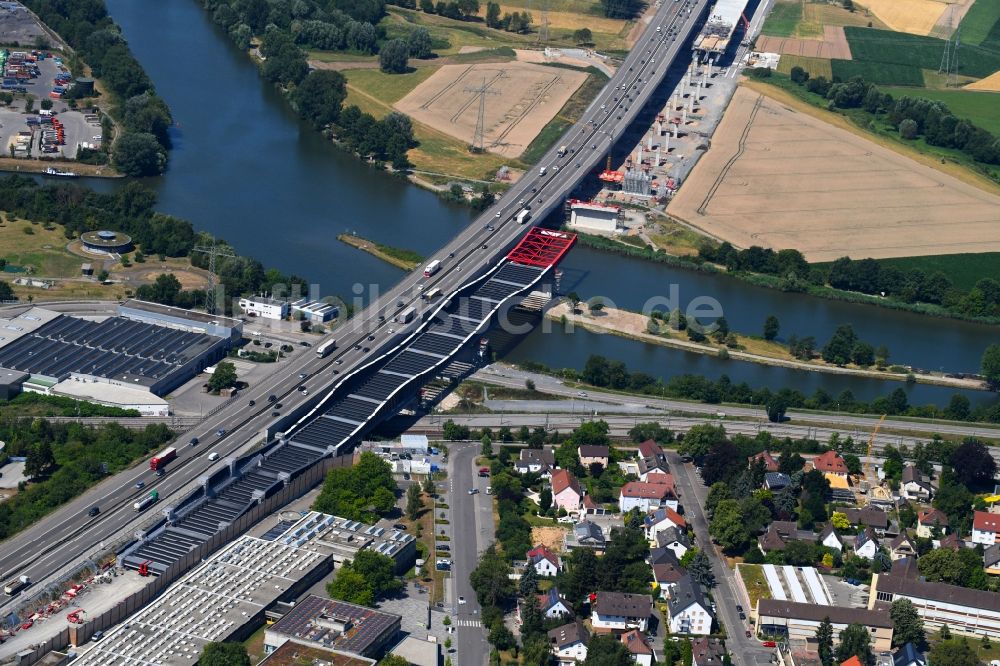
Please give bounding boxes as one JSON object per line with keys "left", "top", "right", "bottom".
{"left": 656, "top": 527, "right": 691, "bottom": 560}
{"left": 539, "top": 587, "right": 573, "bottom": 620}
{"left": 582, "top": 495, "right": 610, "bottom": 516}
{"left": 985, "top": 544, "right": 1000, "bottom": 575}
{"left": 892, "top": 643, "right": 926, "bottom": 666}
{"left": 765, "top": 473, "right": 792, "bottom": 491}
{"left": 759, "top": 524, "right": 788, "bottom": 553}
{"left": 900, "top": 466, "right": 933, "bottom": 502}
{"left": 691, "top": 638, "right": 726, "bottom": 666}
{"left": 757, "top": 600, "right": 894, "bottom": 651}
{"left": 939, "top": 533, "right": 964, "bottom": 551}
{"left": 515, "top": 448, "right": 555, "bottom": 475}
{"left": 749, "top": 450, "right": 780, "bottom": 473}
{"left": 549, "top": 621, "right": 589, "bottom": 665}
{"left": 888, "top": 533, "right": 917, "bottom": 561}
{"left": 916, "top": 508, "right": 948, "bottom": 538}
{"left": 592, "top": 592, "right": 653, "bottom": 634}
{"left": 637, "top": 440, "right": 669, "bottom": 480}
{"left": 667, "top": 574, "right": 714, "bottom": 636}
{"left": 870, "top": 572, "right": 1000, "bottom": 637}
{"left": 819, "top": 524, "right": 844, "bottom": 553}
{"left": 855, "top": 527, "right": 880, "bottom": 560}
{"left": 526, "top": 545, "right": 562, "bottom": 577}
{"left": 653, "top": 562, "right": 686, "bottom": 599}
{"left": 814, "top": 451, "right": 849, "bottom": 477}
{"left": 623, "top": 480, "right": 679, "bottom": 514}
{"left": 972, "top": 511, "right": 1000, "bottom": 546}
{"left": 566, "top": 520, "right": 606, "bottom": 552}
{"left": 578, "top": 445, "right": 610, "bottom": 469}
{"left": 621, "top": 629, "right": 655, "bottom": 666}
{"left": 552, "top": 469, "right": 583, "bottom": 512}
{"left": 845, "top": 507, "right": 889, "bottom": 536}
{"left": 643, "top": 507, "right": 687, "bottom": 540}
{"left": 842, "top": 657, "right": 864, "bottom": 666}
{"left": 649, "top": 546, "right": 681, "bottom": 567}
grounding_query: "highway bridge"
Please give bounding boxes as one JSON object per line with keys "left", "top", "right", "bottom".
{"left": 0, "top": 0, "right": 714, "bottom": 644}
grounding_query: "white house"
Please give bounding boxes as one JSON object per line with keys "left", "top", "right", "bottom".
{"left": 539, "top": 587, "right": 573, "bottom": 620}
{"left": 644, "top": 508, "right": 687, "bottom": 540}
{"left": 667, "top": 574, "right": 714, "bottom": 635}
{"left": 238, "top": 296, "right": 288, "bottom": 320}
{"left": 552, "top": 469, "right": 583, "bottom": 512}
{"left": 526, "top": 545, "right": 561, "bottom": 577}
{"left": 656, "top": 527, "right": 691, "bottom": 560}
{"left": 637, "top": 440, "right": 669, "bottom": 480}
{"left": 972, "top": 511, "right": 1000, "bottom": 546}
{"left": 621, "top": 480, "right": 678, "bottom": 514}
{"left": 621, "top": 629, "right": 655, "bottom": 666}
{"left": 855, "top": 527, "right": 880, "bottom": 560}
{"left": 900, "top": 465, "right": 933, "bottom": 501}
{"left": 819, "top": 524, "right": 844, "bottom": 552}
{"left": 591, "top": 592, "right": 653, "bottom": 633}
{"left": 549, "top": 621, "right": 589, "bottom": 665}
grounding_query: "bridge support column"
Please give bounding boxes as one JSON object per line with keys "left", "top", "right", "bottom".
{"left": 673, "top": 123, "right": 679, "bottom": 139}
{"left": 647, "top": 133, "right": 654, "bottom": 151}
{"left": 664, "top": 135, "right": 670, "bottom": 153}
{"left": 199, "top": 476, "right": 216, "bottom": 499}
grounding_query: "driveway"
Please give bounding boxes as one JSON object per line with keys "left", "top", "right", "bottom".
{"left": 667, "top": 451, "right": 775, "bottom": 666}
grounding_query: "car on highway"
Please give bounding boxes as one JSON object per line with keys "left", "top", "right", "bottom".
{"left": 268, "top": 395, "right": 277, "bottom": 402}
{"left": 299, "top": 373, "right": 307, "bottom": 379}
{"left": 135, "top": 481, "right": 145, "bottom": 489}
{"left": 367, "top": 335, "right": 375, "bottom": 341}
{"left": 739, "top": 612, "right": 747, "bottom": 620}
{"left": 208, "top": 452, "right": 220, "bottom": 461}
{"left": 271, "top": 411, "right": 280, "bottom": 417}
{"left": 495, "top": 212, "right": 501, "bottom": 218}
{"left": 762, "top": 641, "right": 776, "bottom": 648}
{"left": 736, "top": 604, "right": 744, "bottom": 612}
{"left": 216, "top": 428, "right": 226, "bottom": 437}
{"left": 355, "top": 344, "right": 362, "bottom": 350}
{"left": 275, "top": 402, "right": 283, "bottom": 409}
{"left": 299, "top": 341, "right": 311, "bottom": 347}
{"left": 363, "top": 347, "right": 370, "bottom": 353}
{"left": 88, "top": 506, "right": 100, "bottom": 517}
{"left": 189, "top": 437, "right": 199, "bottom": 446}
{"left": 248, "top": 399, "right": 255, "bottom": 407}
{"left": 336, "top": 359, "right": 343, "bottom": 364}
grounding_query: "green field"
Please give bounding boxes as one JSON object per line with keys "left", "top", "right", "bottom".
{"left": 762, "top": 0, "right": 804, "bottom": 37}
{"left": 777, "top": 54, "right": 833, "bottom": 79}
{"left": 831, "top": 59, "right": 924, "bottom": 85}
{"left": 815, "top": 253, "right": 1000, "bottom": 290}
{"left": 844, "top": 26, "right": 1000, "bottom": 78}
{"left": 882, "top": 87, "right": 1000, "bottom": 134}
{"left": 343, "top": 67, "right": 438, "bottom": 105}
{"left": 960, "top": 0, "right": 1000, "bottom": 46}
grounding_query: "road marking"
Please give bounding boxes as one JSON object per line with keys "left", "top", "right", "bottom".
{"left": 457, "top": 619, "right": 483, "bottom": 627}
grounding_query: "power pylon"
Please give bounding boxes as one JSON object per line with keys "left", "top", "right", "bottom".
{"left": 463, "top": 77, "right": 499, "bottom": 153}
{"left": 938, "top": 11, "right": 961, "bottom": 86}
{"left": 193, "top": 238, "right": 236, "bottom": 314}
{"left": 538, "top": 0, "right": 550, "bottom": 42}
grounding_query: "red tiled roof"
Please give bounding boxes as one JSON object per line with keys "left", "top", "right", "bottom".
{"left": 638, "top": 439, "right": 664, "bottom": 459}
{"left": 842, "top": 657, "right": 863, "bottom": 666}
{"left": 621, "top": 629, "right": 653, "bottom": 655}
{"left": 749, "top": 451, "right": 780, "bottom": 472}
{"left": 526, "top": 545, "right": 560, "bottom": 567}
{"left": 644, "top": 472, "right": 676, "bottom": 492}
{"left": 918, "top": 508, "right": 949, "bottom": 527}
{"left": 552, "top": 469, "right": 581, "bottom": 497}
{"left": 814, "top": 450, "right": 848, "bottom": 474}
{"left": 621, "top": 481, "right": 675, "bottom": 500}
{"left": 974, "top": 511, "right": 1000, "bottom": 533}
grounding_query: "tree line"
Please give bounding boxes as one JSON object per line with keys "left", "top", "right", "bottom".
{"left": 788, "top": 68, "right": 1000, "bottom": 166}
{"left": 520, "top": 354, "right": 1000, "bottom": 424}
{"left": 22, "top": 0, "right": 172, "bottom": 176}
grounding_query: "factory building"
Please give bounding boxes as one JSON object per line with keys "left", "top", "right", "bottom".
{"left": 567, "top": 200, "right": 622, "bottom": 233}
{"left": 292, "top": 298, "right": 339, "bottom": 324}
{"left": 310, "top": 514, "right": 417, "bottom": 573}
{"left": 239, "top": 296, "right": 290, "bottom": 321}
{"left": 264, "top": 595, "right": 401, "bottom": 661}
{"left": 118, "top": 299, "right": 243, "bottom": 340}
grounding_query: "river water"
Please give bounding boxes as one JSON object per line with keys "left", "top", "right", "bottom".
{"left": 99, "top": 0, "right": 998, "bottom": 408}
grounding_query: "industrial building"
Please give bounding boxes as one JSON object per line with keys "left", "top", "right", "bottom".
{"left": 310, "top": 514, "right": 417, "bottom": 573}
{"left": 567, "top": 199, "right": 621, "bottom": 233}
{"left": 757, "top": 600, "right": 894, "bottom": 651}
{"left": 264, "top": 595, "right": 401, "bottom": 660}
{"left": 0, "top": 305, "right": 234, "bottom": 408}
{"left": 870, "top": 572, "right": 1000, "bottom": 638}
{"left": 80, "top": 229, "right": 133, "bottom": 255}
{"left": 292, "top": 298, "right": 339, "bottom": 323}
{"left": 119, "top": 299, "right": 243, "bottom": 340}
{"left": 258, "top": 643, "right": 375, "bottom": 665}
{"left": 239, "top": 296, "right": 290, "bottom": 321}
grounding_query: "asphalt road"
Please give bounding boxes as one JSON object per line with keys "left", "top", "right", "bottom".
{"left": 0, "top": 0, "right": 710, "bottom": 626}
{"left": 667, "top": 451, "right": 775, "bottom": 666}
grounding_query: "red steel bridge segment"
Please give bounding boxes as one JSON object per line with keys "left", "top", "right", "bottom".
{"left": 506, "top": 227, "right": 577, "bottom": 268}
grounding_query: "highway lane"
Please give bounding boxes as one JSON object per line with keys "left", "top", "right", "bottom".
{"left": 0, "top": 0, "right": 711, "bottom": 617}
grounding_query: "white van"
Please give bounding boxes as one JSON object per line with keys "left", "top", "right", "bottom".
{"left": 208, "top": 452, "right": 220, "bottom": 461}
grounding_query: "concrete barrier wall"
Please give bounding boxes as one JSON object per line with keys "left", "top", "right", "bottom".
{"left": 49, "top": 452, "right": 353, "bottom": 661}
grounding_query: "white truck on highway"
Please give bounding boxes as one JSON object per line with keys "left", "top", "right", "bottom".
{"left": 315, "top": 338, "right": 337, "bottom": 358}
{"left": 4, "top": 575, "right": 30, "bottom": 595}
{"left": 557, "top": 145, "right": 568, "bottom": 157}
{"left": 539, "top": 166, "right": 547, "bottom": 176}
{"left": 515, "top": 209, "right": 531, "bottom": 225}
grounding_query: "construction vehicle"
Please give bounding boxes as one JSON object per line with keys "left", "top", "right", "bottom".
{"left": 137, "top": 561, "right": 152, "bottom": 577}
{"left": 862, "top": 414, "right": 890, "bottom": 501}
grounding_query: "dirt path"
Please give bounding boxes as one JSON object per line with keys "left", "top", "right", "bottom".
{"left": 546, "top": 301, "right": 988, "bottom": 391}
{"left": 0, "top": 158, "right": 121, "bottom": 178}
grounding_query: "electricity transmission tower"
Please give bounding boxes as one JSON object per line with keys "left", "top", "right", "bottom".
{"left": 538, "top": 0, "right": 550, "bottom": 43}
{"left": 938, "top": 13, "right": 961, "bottom": 86}
{"left": 463, "top": 77, "right": 499, "bottom": 153}
{"left": 193, "top": 238, "right": 236, "bottom": 314}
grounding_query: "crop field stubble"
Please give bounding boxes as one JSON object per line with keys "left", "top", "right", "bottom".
{"left": 667, "top": 87, "right": 1000, "bottom": 261}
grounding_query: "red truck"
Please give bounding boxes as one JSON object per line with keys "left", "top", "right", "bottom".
{"left": 150, "top": 446, "right": 177, "bottom": 472}
{"left": 478, "top": 467, "right": 490, "bottom": 477}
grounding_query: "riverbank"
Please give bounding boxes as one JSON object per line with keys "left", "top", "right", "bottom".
{"left": 337, "top": 233, "right": 423, "bottom": 271}
{"left": 544, "top": 300, "right": 988, "bottom": 392}
{"left": 0, "top": 158, "right": 122, "bottom": 179}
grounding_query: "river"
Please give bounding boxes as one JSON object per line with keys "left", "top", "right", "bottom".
{"left": 98, "top": 0, "right": 999, "bottom": 408}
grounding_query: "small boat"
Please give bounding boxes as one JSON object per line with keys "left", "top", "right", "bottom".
{"left": 43, "top": 167, "right": 78, "bottom": 178}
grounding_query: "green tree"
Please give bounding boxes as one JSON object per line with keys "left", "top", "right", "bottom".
{"left": 584, "top": 634, "right": 633, "bottom": 665}
{"left": 539, "top": 487, "right": 552, "bottom": 513}
{"left": 950, "top": 438, "right": 997, "bottom": 489}
{"left": 351, "top": 550, "right": 404, "bottom": 599}
{"left": 816, "top": 617, "right": 834, "bottom": 666}
{"left": 379, "top": 38, "right": 410, "bottom": 73}
{"left": 852, "top": 342, "right": 876, "bottom": 367}
{"left": 313, "top": 452, "right": 397, "bottom": 522}
{"left": 327, "top": 567, "right": 374, "bottom": 606}
{"left": 836, "top": 623, "right": 874, "bottom": 666}
{"left": 208, "top": 361, "right": 238, "bottom": 392}
{"left": 518, "top": 563, "right": 538, "bottom": 598}
{"left": 200, "top": 642, "right": 251, "bottom": 666}
{"left": 485, "top": 0, "right": 501, "bottom": 25}
{"left": 293, "top": 70, "right": 347, "bottom": 129}
{"left": 470, "top": 544, "right": 515, "bottom": 608}
{"left": 705, "top": 482, "right": 732, "bottom": 518}
{"left": 983, "top": 344, "right": 1000, "bottom": 389}
{"left": 766, "top": 397, "right": 788, "bottom": 423}
{"left": 421, "top": 0, "right": 435, "bottom": 11}
{"left": 423, "top": 475, "right": 436, "bottom": 495}
{"left": 481, "top": 434, "right": 492, "bottom": 456}
{"left": 407, "top": 27, "right": 433, "bottom": 58}
{"left": 763, "top": 315, "right": 780, "bottom": 340}
{"left": 114, "top": 132, "right": 167, "bottom": 176}
{"left": 379, "top": 656, "right": 412, "bottom": 666}
{"left": 25, "top": 440, "right": 56, "bottom": 479}
{"left": 678, "top": 423, "right": 726, "bottom": 458}
{"left": 688, "top": 550, "right": 716, "bottom": 588}
{"left": 406, "top": 483, "right": 422, "bottom": 520}
{"left": 929, "top": 638, "right": 977, "bottom": 666}
{"left": 573, "top": 27, "right": 593, "bottom": 44}
{"left": 889, "top": 599, "right": 926, "bottom": 650}
{"left": 822, "top": 324, "right": 859, "bottom": 366}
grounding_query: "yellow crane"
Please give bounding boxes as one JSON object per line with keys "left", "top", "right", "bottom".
{"left": 863, "top": 414, "right": 887, "bottom": 498}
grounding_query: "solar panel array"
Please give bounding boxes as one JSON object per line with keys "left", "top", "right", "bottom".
{"left": 123, "top": 259, "right": 547, "bottom": 575}
{"left": 0, "top": 314, "right": 221, "bottom": 388}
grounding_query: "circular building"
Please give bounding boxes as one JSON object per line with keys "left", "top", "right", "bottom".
{"left": 81, "top": 230, "right": 133, "bottom": 255}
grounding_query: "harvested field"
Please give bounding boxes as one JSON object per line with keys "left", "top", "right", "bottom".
{"left": 776, "top": 54, "right": 833, "bottom": 78}
{"left": 756, "top": 26, "right": 852, "bottom": 58}
{"left": 855, "top": 0, "right": 951, "bottom": 34}
{"left": 667, "top": 86, "right": 1000, "bottom": 261}
{"left": 965, "top": 69, "right": 1000, "bottom": 90}
{"left": 395, "top": 61, "right": 587, "bottom": 158}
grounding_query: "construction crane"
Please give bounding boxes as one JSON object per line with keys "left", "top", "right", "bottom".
{"left": 863, "top": 414, "right": 888, "bottom": 501}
